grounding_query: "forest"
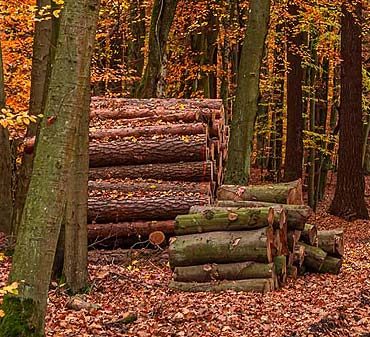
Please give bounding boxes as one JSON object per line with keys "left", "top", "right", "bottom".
{"left": 0, "top": 0, "right": 369, "bottom": 336}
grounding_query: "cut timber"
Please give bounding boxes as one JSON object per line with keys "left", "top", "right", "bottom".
{"left": 149, "top": 231, "right": 166, "bottom": 245}
{"left": 287, "top": 230, "right": 301, "bottom": 251}
{"left": 299, "top": 242, "right": 327, "bottom": 271}
{"left": 294, "top": 244, "right": 305, "bottom": 267}
{"left": 192, "top": 204, "right": 309, "bottom": 230}
{"left": 89, "top": 161, "right": 214, "bottom": 182}
{"left": 169, "top": 228, "right": 274, "bottom": 267}
{"left": 301, "top": 224, "right": 318, "bottom": 246}
{"left": 287, "top": 265, "right": 298, "bottom": 279}
{"left": 88, "top": 180, "right": 212, "bottom": 195}
{"left": 90, "top": 122, "right": 218, "bottom": 140}
{"left": 273, "top": 256, "right": 287, "bottom": 286}
{"left": 217, "top": 179, "right": 304, "bottom": 205}
{"left": 87, "top": 221, "right": 175, "bottom": 241}
{"left": 175, "top": 208, "right": 274, "bottom": 235}
{"left": 317, "top": 229, "right": 344, "bottom": 257}
{"left": 169, "top": 279, "right": 275, "bottom": 293}
{"left": 88, "top": 195, "right": 210, "bottom": 223}
{"left": 319, "top": 256, "right": 342, "bottom": 274}
{"left": 173, "top": 262, "right": 274, "bottom": 282}
{"left": 89, "top": 135, "right": 208, "bottom": 167}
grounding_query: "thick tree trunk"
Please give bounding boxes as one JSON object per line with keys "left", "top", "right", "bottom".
{"left": 137, "top": 0, "right": 179, "bottom": 97}
{"left": 89, "top": 161, "right": 214, "bottom": 182}
{"left": 319, "top": 256, "right": 342, "bottom": 274}
{"left": 169, "top": 278, "right": 275, "bottom": 293}
{"left": 317, "top": 229, "right": 344, "bottom": 257}
{"left": 0, "top": 1, "right": 100, "bottom": 335}
{"left": 0, "top": 42, "right": 12, "bottom": 235}
{"left": 217, "top": 179, "right": 303, "bottom": 205}
{"left": 299, "top": 242, "right": 327, "bottom": 272}
{"left": 173, "top": 262, "right": 275, "bottom": 282}
{"left": 284, "top": 3, "right": 304, "bottom": 181}
{"left": 88, "top": 220, "right": 175, "bottom": 242}
{"left": 224, "top": 0, "right": 271, "bottom": 184}
{"left": 175, "top": 208, "right": 274, "bottom": 235}
{"left": 301, "top": 224, "right": 318, "bottom": 246}
{"left": 329, "top": 2, "right": 368, "bottom": 220}
{"left": 169, "top": 228, "right": 274, "bottom": 267}
{"left": 88, "top": 194, "right": 210, "bottom": 223}
{"left": 89, "top": 135, "right": 208, "bottom": 167}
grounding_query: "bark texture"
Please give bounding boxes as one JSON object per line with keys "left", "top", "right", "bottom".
{"left": 317, "top": 229, "right": 344, "bottom": 257}
{"left": 299, "top": 242, "right": 327, "bottom": 272}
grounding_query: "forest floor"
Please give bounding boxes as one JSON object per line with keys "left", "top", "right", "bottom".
{"left": 1, "top": 172, "right": 370, "bottom": 336}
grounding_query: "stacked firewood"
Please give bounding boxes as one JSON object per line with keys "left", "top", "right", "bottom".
{"left": 168, "top": 179, "right": 344, "bottom": 293}
{"left": 87, "top": 98, "right": 228, "bottom": 245}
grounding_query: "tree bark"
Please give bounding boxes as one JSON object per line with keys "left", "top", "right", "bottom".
{"left": 0, "top": 1, "right": 100, "bottom": 335}
{"left": 301, "top": 224, "right": 318, "bottom": 246}
{"left": 299, "top": 242, "right": 327, "bottom": 272}
{"left": 89, "top": 161, "right": 214, "bottom": 182}
{"left": 0, "top": 41, "right": 12, "bottom": 235}
{"left": 317, "top": 229, "right": 344, "bottom": 257}
{"left": 329, "top": 2, "right": 368, "bottom": 220}
{"left": 273, "top": 255, "right": 287, "bottom": 286}
{"left": 175, "top": 208, "right": 274, "bottom": 235}
{"left": 169, "top": 278, "right": 275, "bottom": 293}
{"left": 173, "top": 262, "right": 275, "bottom": 282}
{"left": 88, "top": 194, "right": 210, "bottom": 223}
{"left": 89, "top": 135, "right": 208, "bottom": 167}
{"left": 169, "top": 228, "right": 274, "bottom": 267}
{"left": 284, "top": 3, "right": 304, "bottom": 181}
{"left": 224, "top": 0, "right": 271, "bottom": 184}
{"left": 319, "top": 256, "right": 342, "bottom": 275}
{"left": 136, "top": 0, "right": 179, "bottom": 97}
{"left": 217, "top": 179, "right": 303, "bottom": 205}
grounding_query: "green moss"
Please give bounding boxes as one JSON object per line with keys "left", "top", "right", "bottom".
{"left": 0, "top": 295, "right": 43, "bottom": 337}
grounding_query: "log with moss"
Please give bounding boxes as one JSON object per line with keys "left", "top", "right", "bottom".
{"left": 273, "top": 255, "right": 287, "bottom": 286}
{"left": 217, "top": 179, "right": 303, "bottom": 205}
{"left": 175, "top": 208, "right": 274, "bottom": 235}
{"left": 301, "top": 223, "right": 318, "bottom": 246}
{"left": 169, "top": 278, "right": 275, "bottom": 293}
{"left": 209, "top": 203, "right": 310, "bottom": 230}
{"left": 169, "top": 228, "right": 274, "bottom": 267}
{"left": 317, "top": 229, "right": 344, "bottom": 257}
{"left": 173, "top": 262, "right": 274, "bottom": 282}
{"left": 319, "top": 256, "right": 342, "bottom": 274}
{"left": 299, "top": 242, "right": 327, "bottom": 271}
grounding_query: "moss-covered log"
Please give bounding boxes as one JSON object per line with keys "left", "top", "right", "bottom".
{"left": 319, "top": 256, "right": 342, "bottom": 274}
{"left": 273, "top": 255, "right": 287, "bottom": 287}
{"left": 169, "top": 278, "right": 275, "bottom": 293}
{"left": 301, "top": 223, "right": 318, "bottom": 246}
{"left": 217, "top": 179, "right": 303, "bottom": 205}
{"left": 173, "top": 262, "right": 274, "bottom": 282}
{"left": 299, "top": 242, "right": 327, "bottom": 271}
{"left": 317, "top": 229, "right": 344, "bottom": 257}
{"left": 175, "top": 208, "right": 274, "bottom": 235}
{"left": 169, "top": 228, "right": 274, "bottom": 267}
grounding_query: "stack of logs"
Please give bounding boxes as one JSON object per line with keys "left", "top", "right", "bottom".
{"left": 87, "top": 98, "right": 228, "bottom": 245}
{"left": 168, "top": 179, "right": 344, "bottom": 293}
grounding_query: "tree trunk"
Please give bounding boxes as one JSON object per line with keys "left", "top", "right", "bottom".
{"left": 169, "top": 228, "right": 274, "bottom": 267}
{"left": 284, "top": 3, "right": 304, "bottom": 181}
{"left": 175, "top": 208, "right": 274, "bottom": 235}
{"left": 173, "top": 262, "right": 275, "bottom": 282}
{"left": 89, "top": 161, "right": 214, "bottom": 182}
{"left": 89, "top": 135, "right": 208, "bottom": 167}
{"left": 0, "top": 1, "right": 100, "bottom": 335}
{"left": 88, "top": 194, "right": 210, "bottom": 223}
{"left": 301, "top": 224, "right": 318, "bottom": 246}
{"left": 136, "top": 0, "right": 179, "bottom": 97}
{"left": 329, "top": 2, "right": 368, "bottom": 220}
{"left": 299, "top": 242, "right": 327, "bottom": 272}
{"left": 319, "top": 256, "right": 342, "bottom": 275}
{"left": 317, "top": 229, "right": 344, "bottom": 257}
{"left": 169, "top": 278, "right": 275, "bottom": 293}
{"left": 0, "top": 41, "right": 12, "bottom": 235}
{"left": 217, "top": 179, "right": 303, "bottom": 205}
{"left": 224, "top": 0, "right": 271, "bottom": 184}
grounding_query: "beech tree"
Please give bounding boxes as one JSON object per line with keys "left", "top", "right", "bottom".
{"left": 224, "top": 0, "right": 271, "bottom": 184}
{"left": 329, "top": 1, "right": 368, "bottom": 220}
{"left": 0, "top": 0, "right": 100, "bottom": 335}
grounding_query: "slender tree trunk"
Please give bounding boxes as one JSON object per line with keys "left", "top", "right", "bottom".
{"left": 137, "top": 0, "right": 179, "bottom": 98}
{"left": 284, "top": 3, "right": 304, "bottom": 181}
{"left": 0, "top": 41, "right": 12, "bottom": 235}
{"left": 224, "top": 0, "right": 271, "bottom": 184}
{"left": 329, "top": 2, "right": 368, "bottom": 220}
{"left": 0, "top": 0, "right": 100, "bottom": 335}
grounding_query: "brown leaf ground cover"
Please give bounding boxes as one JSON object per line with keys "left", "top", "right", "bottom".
{"left": 1, "top": 173, "right": 370, "bottom": 336}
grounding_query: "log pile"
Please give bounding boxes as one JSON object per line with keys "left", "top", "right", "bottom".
{"left": 87, "top": 98, "right": 228, "bottom": 245}
{"left": 169, "top": 179, "right": 345, "bottom": 293}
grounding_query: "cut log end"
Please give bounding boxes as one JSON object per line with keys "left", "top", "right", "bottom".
{"left": 149, "top": 231, "right": 166, "bottom": 245}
